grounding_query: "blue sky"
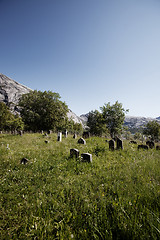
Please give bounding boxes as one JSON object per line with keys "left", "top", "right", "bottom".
{"left": 0, "top": 0, "right": 160, "bottom": 117}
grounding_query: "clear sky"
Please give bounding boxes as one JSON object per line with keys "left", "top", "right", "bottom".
{"left": 0, "top": 0, "right": 160, "bottom": 117}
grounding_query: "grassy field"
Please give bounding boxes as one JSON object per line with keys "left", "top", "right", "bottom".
{"left": 0, "top": 133, "right": 160, "bottom": 239}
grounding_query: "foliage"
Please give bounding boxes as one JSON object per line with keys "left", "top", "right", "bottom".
{"left": 18, "top": 90, "right": 69, "bottom": 131}
{"left": 0, "top": 102, "right": 24, "bottom": 131}
{"left": 87, "top": 110, "right": 107, "bottom": 136}
{"left": 0, "top": 134, "right": 160, "bottom": 239}
{"left": 143, "top": 120, "right": 160, "bottom": 141}
{"left": 100, "top": 101, "right": 129, "bottom": 138}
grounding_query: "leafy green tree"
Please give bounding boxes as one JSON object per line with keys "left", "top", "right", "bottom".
{"left": 18, "top": 90, "right": 68, "bottom": 131}
{"left": 0, "top": 102, "right": 13, "bottom": 130}
{"left": 87, "top": 110, "right": 106, "bottom": 136}
{"left": 73, "top": 122, "right": 83, "bottom": 135}
{"left": 0, "top": 102, "right": 24, "bottom": 131}
{"left": 100, "top": 101, "right": 128, "bottom": 138}
{"left": 6, "top": 114, "right": 24, "bottom": 131}
{"left": 143, "top": 120, "right": 160, "bottom": 141}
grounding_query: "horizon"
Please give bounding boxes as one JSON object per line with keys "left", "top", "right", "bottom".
{"left": 0, "top": 0, "right": 160, "bottom": 118}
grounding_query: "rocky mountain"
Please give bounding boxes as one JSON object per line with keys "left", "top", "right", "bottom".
{"left": 67, "top": 109, "right": 85, "bottom": 126}
{"left": 124, "top": 115, "right": 160, "bottom": 132}
{"left": 0, "top": 73, "right": 32, "bottom": 111}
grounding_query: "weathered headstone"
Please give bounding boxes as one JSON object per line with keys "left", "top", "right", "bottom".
{"left": 19, "top": 130, "right": 23, "bottom": 136}
{"left": 73, "top": 133, "right": 77, "bottom": 139}
{"left": 64, "top": 130, "right": 68, "bottom": 138}
{"left": 82, "top": 131, "right": 90, "bottom": 139}
{"left": 146, "top": 140, "right": 155, "bottom": 149}
{"left": 156, "top": 145, "right": 160, "bottom": 150}
{"left": 77, "top": 138, "right": 86, "bottom": 145}
{"left": 81, "top": 153, "right": 92, "bottom": 163}
{"left": 57, "top": 132, "right": 62, "bottom": 142}
{"left": 20, "top": 158, "right": 29, "bottom": 164}
{"left": 129, "top": 140, "right": 137, "bottom": 144}
{"left": 138, "top": 144, "right": 148, "bottom": 150}
{"left": 70, "top": 148, "right": 79, "bottom": 159}
{"left": 48, "top": 130, "right": 52, "bottom": 134}
{"left": 116, "top": 138, "right": 123, "bottom": 150}
{"left": 109, "top": 140, "right": 115, "bottom": 151}
{"left": 41, "top": 130, "right": 44, "bottom": 134}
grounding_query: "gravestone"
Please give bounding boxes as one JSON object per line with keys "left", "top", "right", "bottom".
{"left": 19, "top": 130, "right": 23, "bottom": 136}
{"left": 64, "top": 130, "right": 68, "bottom": 138}
{"left": 41, "top": 130, "right": 44, "bottom": 134}
{"left": 73, "top": 133, "right": 77, "bottom": 139}
{"left": 77, "top": 138, "right": 86, "bottom": 145}
{"left": 82, "top": 131, "right": 90, "bottom": 139}
{"left": 138, "top": 144, "right": 148, "bottom": 150}
{"left": 81, "top": 153, "right": 92, "bottom": 163}
{"left": 48, "top": 130, "right": 52, "bottom": 134}
{"left": 70, "top": 148, "right": 79, "bottom": 159}
{"left": 57, "top": 132, "right": 62, "bottom": 142}
{"left": 109, "top": 140, "right": 115, "bottom": 151}
{"left": 129, "top": 140, "right": 137, "bottom": 144}
{"left": 116, "top": 138, "right": 123, "bottom": 150}
{"left": 146, "top": 141, "right": 155, "bottom": 149}
{"left": 20, "top": 158, "right": 29, "bottom": 164}
{"left": 45, "top": 140, "right": 49, "bottom": 144}
{"left": 156, "top": 145, "right": 160, "bottom": 150}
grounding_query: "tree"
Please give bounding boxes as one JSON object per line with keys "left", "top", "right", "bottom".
{"left": 0, "top": 102, "right": 24, "bottom": 131}
{"left": 143, "top": 120, "right": 160, "bottom": 141}
{"left": 87, "top": 110, "right": 106, "bottom": 136}
{"left": 18, "top": 90, "right": 68, "bottom": 131}
{"left": 100, "top": 101, "right": 128, "bottom": 138}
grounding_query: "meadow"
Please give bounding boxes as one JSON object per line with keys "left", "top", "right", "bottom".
{"left": 0, "top": 133, "right": 160, "bottom": 240}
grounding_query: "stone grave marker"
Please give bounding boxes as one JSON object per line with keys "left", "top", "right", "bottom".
{"left": 57, "top": 132, "right": 62, "bottom": 142}
{"left": 109, "top": 140, "right": 115, "bottom": 151}
{"left": 116, "top": 138, "right": 123, "bottom": 150}
{"left": 81, "top": 153, "right": 92, "bottom": 163}
{"left": 70, "top": 148, "right": 79, "bottom": 159}
{"left": 77, "top": 138, "right": 86, "bottom": 145}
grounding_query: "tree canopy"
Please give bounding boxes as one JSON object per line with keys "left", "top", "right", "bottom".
{"left": 18, "top": 90, "right": 69, "bottom": 131}
{"left": 87, "top": 110, "right": 106, "bottom": 136}
{"left": 143, "top": 120, "right": 160, "bottom": 141}
{"left": 100, "top": 101, "right": 128, "bottom": 138}
{"left": 0, "top": 102, "right": 24, "bottom": 131}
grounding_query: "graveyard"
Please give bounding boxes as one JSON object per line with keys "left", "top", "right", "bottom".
{"left": 0, "top": 132, "right": 160, "bottom": 239}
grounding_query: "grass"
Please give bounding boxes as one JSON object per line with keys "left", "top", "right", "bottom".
{"left": 0, "top": 133, "right": 160, "bottom": 239}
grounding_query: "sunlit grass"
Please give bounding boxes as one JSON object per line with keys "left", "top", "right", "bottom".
{"left": 0, "top": 133, "right": 160, "bottom": 239}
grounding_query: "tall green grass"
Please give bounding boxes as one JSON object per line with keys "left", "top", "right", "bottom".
{"left": 0, "top": 133, "right": 160, "bottom": 239}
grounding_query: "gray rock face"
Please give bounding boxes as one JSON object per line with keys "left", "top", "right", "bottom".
{"left": 0, "top": 73, "right": 32, "bottom": 110}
